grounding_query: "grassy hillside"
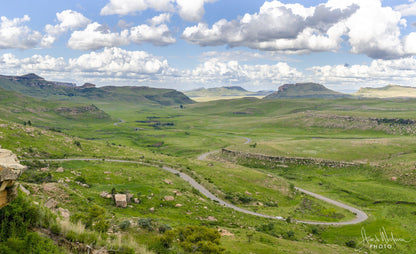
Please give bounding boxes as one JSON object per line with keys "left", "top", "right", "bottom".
{"left": 0, "top": 73, "right": 194, "bottom": 106}
{"left": 3, "top": 93, "right": 416, "bottom": 253}
{"left": 354, "top": 84, "right": 416, "bottom": 98}
{"left": 0, "top": 87, "right": 112, "bottom": 129}
{"left": 264, "top": 83, "right": 350, "bottom": 99}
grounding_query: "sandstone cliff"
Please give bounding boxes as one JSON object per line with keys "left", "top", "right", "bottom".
{"left": 0, "top": 148, "right": 26, "bottom": 208}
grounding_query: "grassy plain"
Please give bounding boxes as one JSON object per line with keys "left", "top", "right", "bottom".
{"left": 3, "top": 95, "right": 416, "bottom": 253}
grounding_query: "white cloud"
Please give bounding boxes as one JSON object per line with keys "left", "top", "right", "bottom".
{"left": 100, "top": 0, "right": 175, "bottom": 16}
{"left": 395, "top": 2, "right": 416, "bottom": 16}
{"left": 42, "top": 10, "right": 91, "bottom": 47}
{"left": 176, "top": 0, "right": 205, "bottom": 22}
{"left": 68, "top": 22, "right": 129, "bottom": 50}
{"left": 190, "top": 58, "right": 302, "bottom": 86}
{"left": 0, "top": 15, "right": 42, "bottom": 49}
{"left": 100, "top": 0, "right": 214, "bottom": 22}
{"left": 0, "top": 53, "right": 67, "bottom": 72}
{"left": 326, "top": 0, "right": 407, "bottom": 59}
{"left": 0, "top": 48, "right": 171, "bottom": 84}
{"left": 182, "top": 1, "right": 357, "bottom": 54}
{"left": 130, "top": 23, "right": 175, "bottom": 46}
{"left": 309, "top": 57, "right": 416, "bottom": 90}
{"left": 182, "top": 0, "right": 416, "bottom": 60}
{"left": 148, "top": 13, "right": 171, "bottom": 26}
{"left": 68, "top": 47, "right": 169, "bottom": 74}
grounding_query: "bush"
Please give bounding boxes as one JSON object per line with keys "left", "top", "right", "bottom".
{"left": 345, "top": 240, "right": 357, "bottom": 248}
{"left": 137, "top": 218, "right": 153, "bottom": 231}
{"left": 93, "top": 219, "right": 109, "bottom": 233}
{"left": 151, "top": 225, "right": 224, "bottom": 254}
{"left": 74, "top": 176, "right": 87, "bottom": 184}
{"left": 119, "top": 220, "right": 131, "bottom": 231}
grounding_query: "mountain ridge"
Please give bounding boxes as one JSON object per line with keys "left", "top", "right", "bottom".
{"left": 0, "top": 73, "right": 193, "bottom": 106}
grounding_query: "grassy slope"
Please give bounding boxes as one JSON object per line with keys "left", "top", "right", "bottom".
{"left": 4, "top": 95, "right": 416, "bottom": 252}
{"left": 0, "top": 75, "right": 194, "bottom": 106}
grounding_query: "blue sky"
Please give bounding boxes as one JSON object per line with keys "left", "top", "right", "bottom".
{"left": 1, "top": 0, "right": 416, "bottom": 92}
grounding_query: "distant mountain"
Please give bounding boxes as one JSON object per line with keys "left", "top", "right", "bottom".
{"left": 0, "top": 73, "right": 193, "bottom": 106}
{"left": 354, "top": 84, "right": 416, "bottom": 98}
{"left": 185, "top": 86, "right": 273, "bottom": 98}
{"left": 264, "top": 83, "right": 350, "bottom": 99}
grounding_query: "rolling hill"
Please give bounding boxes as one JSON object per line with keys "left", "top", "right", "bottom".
{"left": 0, "top": 86, "right": 111, "bottom": 127}
{"left": 354, "top": 84, "right": 416, "bottom": 98}
{"left": 264, "top": 83, "right": 350, "bottom": 99}
{"left": 0, "top": 73, "right": 193, "bottom": 106}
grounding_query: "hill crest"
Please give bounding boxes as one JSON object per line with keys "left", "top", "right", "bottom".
{"left": 264, "top": 83, "right": 349, "bottom": 99}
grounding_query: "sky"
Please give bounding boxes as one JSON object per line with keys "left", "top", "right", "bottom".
{"left": 1, "top": 0, "right": 416, "bottom": 93}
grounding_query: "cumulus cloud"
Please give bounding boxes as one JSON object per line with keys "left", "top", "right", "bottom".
{"left": 68, "top": 22, "right": 129, "bottom": 50}
{"left": 100, "top": 0, "right": 214, "bottom": 22}
{"left": 326, "top": 0, "right": 407, "bottom": 59}
{"left": 0, "top": 15, "right": 42, "bottom": 49}
{"left": 148, "top": 13, "right": 171, "bottom": 26}
{"left": 69, "top": 47, "right": 169, "bottom": 74}
{"left": 182, "top": 0, "right": 416, "bottom": 60}
{"left": 0, "top": 47, "right": 171, "bottom": 82}
{"left": 0, "top": 53, "right": 67, "bottom": 72}
{"left": 190, "top": 58, "right": 302, "bottom": 85}
{"left": 130, "top": 23, "right": 175, "bottom": 46}
{"left": 42, "top": 10, "right": 91, "bottom": 47}
{"left": 394, "top": 2, "right": 416, "bottom": 16}
{"left": 309, "top": 57, "right": 416, "bottom": 90}
{"left": 182, "top": 1, "right": 357, "bottom": 54}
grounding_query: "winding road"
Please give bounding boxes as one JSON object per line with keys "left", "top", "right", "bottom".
{"left": 30, "top": 152, "right": 368, "bottom": 225}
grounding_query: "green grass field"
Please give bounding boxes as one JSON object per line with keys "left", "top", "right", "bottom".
{"left": 3, "top": 95, "right": 416, "bottom": 253}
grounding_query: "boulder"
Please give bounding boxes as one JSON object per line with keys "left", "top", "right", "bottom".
{"left": 44, "top": 198, "right": 58, "bottom": 209}
{"left": 100, "top": 191, "right": 109, "bottom": 198}
{"left": 175, "top": 204, "right": 183, "bottom": 207}
{"left": 114, "top": 194, "right": 127, "bottom": 208}
{"left": 164, "top": 196, "right": 175, "bottom": 201}
{"left": 56, "top": 167, "right": 64, "bottom": 173}
{"left": 58, "top": 207, "right": 70, "bottom": 219}
{"left": 0, "top": 149, "right": 26, "bottom": 208}
{"left": 133, "top": 198, "right": 141, "bottom": 204}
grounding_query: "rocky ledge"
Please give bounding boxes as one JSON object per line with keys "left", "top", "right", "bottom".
{"left": 0, "top": 148, "right": 26, "bottom": 208}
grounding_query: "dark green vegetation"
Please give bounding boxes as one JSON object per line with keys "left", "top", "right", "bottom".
{"left": 264, "top": 83, "right": 351, "bottom": 99}
{"left": 0, "top": 194, "right": 64, "bottom": 254}
{"left": 1, "top": 74, "right": 416, "bottom": 253}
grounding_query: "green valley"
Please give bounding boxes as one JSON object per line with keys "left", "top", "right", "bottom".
{"left": 1, "top": 75, "right": 415, "bottom": 253}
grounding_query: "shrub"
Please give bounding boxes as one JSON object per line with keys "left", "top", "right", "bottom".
{"left": 119, "top": 220, "right": 131, "bottom": 231}
{"left": 345, "top": 240, "right": 357, "bottom": 248}
{"left": 151, "top": 225, "right": 224, "bottom": 254}
{"left": 137, "top": 218, "right": 153, "bottom": 231}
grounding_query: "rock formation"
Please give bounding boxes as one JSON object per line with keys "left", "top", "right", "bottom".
{"left": 0, "top": 148, "right": 26, "bottom": 208}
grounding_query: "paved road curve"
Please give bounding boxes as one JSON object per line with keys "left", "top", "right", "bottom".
{"left": 30, "top": 157, "right": 367, "bottom": 225}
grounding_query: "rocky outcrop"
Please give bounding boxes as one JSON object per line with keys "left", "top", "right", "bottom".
{"left": 0, "top": 148, "right": 26, "bottom": 208}
{"left": 221, "top": 149, "right": 358, "bottom": 168}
